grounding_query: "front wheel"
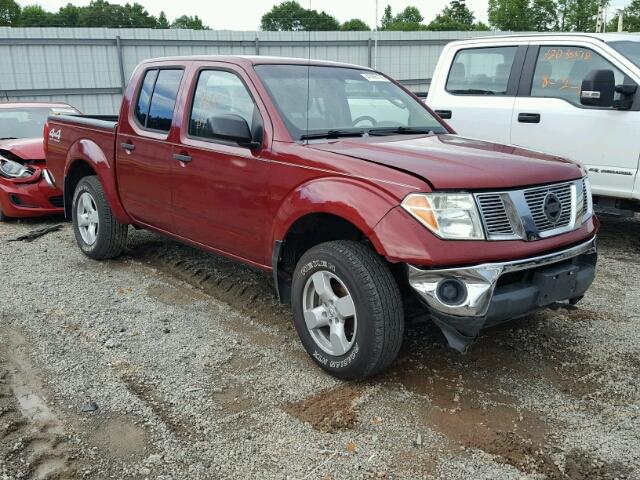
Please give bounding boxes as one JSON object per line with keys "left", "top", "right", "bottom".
{"left": 291, "top": 240, "right": 404, "bottom": 380}
{"left": 72, "top": 176, "right": 127, "bottom": 260}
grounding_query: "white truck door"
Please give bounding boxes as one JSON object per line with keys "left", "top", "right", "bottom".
{"left": 427, "top": 44, "right": 525, "bottom": 145}
{"left": 511, "top": 43, "right": 640, "bottom": 199}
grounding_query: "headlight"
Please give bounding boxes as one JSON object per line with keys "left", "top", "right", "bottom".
{"left": 401, "top": 193, "right": 484, "bottom": 240}
{"left": 0, "top": 155, "right": 33, "bottom": 179}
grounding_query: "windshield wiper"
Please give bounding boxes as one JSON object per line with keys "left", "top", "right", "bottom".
{"left": 367, "top": 126, "right": 435, "bottom": 136}
{"left": 0, "top": 137, "right": 18, "bottom": 140}
{"left": 300, "top": 129, "right": 365, "bottom": 141}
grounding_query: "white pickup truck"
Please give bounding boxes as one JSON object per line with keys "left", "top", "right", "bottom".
{"left": 427, "top": 33, "right": 640, "bottom": 214}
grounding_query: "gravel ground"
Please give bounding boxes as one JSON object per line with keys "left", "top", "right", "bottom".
{"left": 0, "top": 214, "right": 639, "bottom": 480}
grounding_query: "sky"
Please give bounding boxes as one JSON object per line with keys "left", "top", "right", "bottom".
{"left": 16, "top": 0, "right": 634, "bottom": 30}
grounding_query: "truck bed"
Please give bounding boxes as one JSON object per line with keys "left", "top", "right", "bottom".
{"left": 45, "top": 114, "right": 119, "bottom": 193}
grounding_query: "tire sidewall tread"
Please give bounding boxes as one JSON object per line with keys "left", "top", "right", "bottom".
{"left": 292, "top": 240, "right": 404, "bottom": 380}
{"left": 72, "top": 176, "right": 127, "bottom": 260}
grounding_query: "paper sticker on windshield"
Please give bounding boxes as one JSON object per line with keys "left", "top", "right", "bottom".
{"left": 361, "top": 73, "right": 389, "bottom": 82}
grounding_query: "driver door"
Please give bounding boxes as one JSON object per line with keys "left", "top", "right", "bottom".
{"left": 171, "top": 64, "right": 270, "bottom": 266}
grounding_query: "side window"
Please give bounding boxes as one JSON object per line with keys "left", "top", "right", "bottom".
{"left": 446, "top": 46, "right": 517, "bottom": 95}
{"left": 530, "top": 46, "right": 626, "bottom": 106}
{"left": 189, "top": 70, "right": 256, "bottom": 140}
{"left": 134, "top": 69, "right": 158, "bottom": 127}
{"left": 146, "top": 69, "right": 184, "bottom": 132}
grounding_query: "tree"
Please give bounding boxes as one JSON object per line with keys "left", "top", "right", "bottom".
{"left": 562, "top": 0, "right": 607, "bottom": 31}
{"left": 380, "top": 5, "right": 427, "bottom": 30}
{"left": 157, "top": 11, "right": 170, "bottom": 29}
{"left": 488, "top": 0, "right": 534, "bottom": 30}
{"left": 0, "top": 0, "right": 20, "bottom": 26}
{"left": 608, "top": 0, "right": 640, "bottom": 32}
{"left": 530, "top": 0, "right": 558, "bottom": 31}
{"left": 56, "top": 4, "right": 81, "bottom": 26}
{"left": 341, "top": 18, "right": 370, "bottom": 31}
{"left": 260, "top": 1, "right": 340, "bottom": 31}
{"left": 17, "top": 5, "right": 56, "bottom": 26}
{"left": 428, "top": 0, "right": 476, "bottom": 31}
{"left": 380, "top": 5, "right": 393, "bottom": 29}
{"left": 171, "top": 14, "right": 208, "bottom": 30}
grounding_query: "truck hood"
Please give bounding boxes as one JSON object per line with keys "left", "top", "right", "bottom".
{"left": 0, "top": 137, "right": 45, "bottom": 160}
{"left": 309, "top": 134, "right": 583, "bottom": 190}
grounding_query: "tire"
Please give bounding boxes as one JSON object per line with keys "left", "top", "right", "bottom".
{"left": 72, "top": 176, "right": 127, "bottom": 260}
{"left": 291, "top": 240, "right": 404, "bottom": 380}
{"left": 0, "top": 207, "right": 5, "bottom": 222}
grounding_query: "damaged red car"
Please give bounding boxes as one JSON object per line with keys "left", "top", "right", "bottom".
{"left": 0, "top": 102, "right": 80, "bottom": 221}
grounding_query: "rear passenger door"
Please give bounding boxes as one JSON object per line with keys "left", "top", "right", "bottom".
{"left": 511, "top": 43, "right": 640, "bottom": 199}
{"left": 116, "top": 67, "right": 184, "bottom": 231}
{"left": 428, "top": 44, "right": 525, "bottom": 144}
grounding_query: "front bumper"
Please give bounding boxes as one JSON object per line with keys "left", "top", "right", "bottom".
{"left": 407, "top": 236, "right": 597, "bottom": 351}
{"left": 0, "top": 172, "right": 63, "bottom": 218}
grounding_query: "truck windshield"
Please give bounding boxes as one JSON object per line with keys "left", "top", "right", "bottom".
{"left": 254, "top": 64, "right": 447, "bottom": 140}
{"left": 0, "top": 106, "right": 78, "bottom": 140}
{"left": 608, "top": 40, "right": 640, "bottom": 68}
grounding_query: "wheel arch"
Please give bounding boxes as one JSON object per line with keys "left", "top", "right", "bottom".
{"left": 63, "top": 139, "right": 132, "bottom": 224}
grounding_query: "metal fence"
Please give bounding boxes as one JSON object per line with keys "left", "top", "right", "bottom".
{"left": 0, "top": 27, "right": 498, "bottom": 114}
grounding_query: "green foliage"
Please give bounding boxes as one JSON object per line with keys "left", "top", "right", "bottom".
{"left": 428, "top": 0, "right": 478, "bottom": 31}
{"left": 607, "top": 0, "right": 640, "bottom": 32}
{"left": 260, "top": 1, "right": 340, "bottom": 31}
{"left": 0, "top": 0, "right": 20, "bottom": 26}
{"left": 488, "top": 0, "right": 533, "bottom": 30}
{"left": 171, "top": 15, "right": 208, "bottom": 30}
{"left": 562, "top": 0, "right": 606, "bottom": 31}
{"left": 382, "top": 6, "right": 426, "bottom": 30}
{"left": 341, "top": 18, "right": 370, "bottom": 31}
{"left": 0, "top": 0, "right": 209, "bottom": 29}
{"left": 530, "top": 0, "right": 558, "bottom": 31}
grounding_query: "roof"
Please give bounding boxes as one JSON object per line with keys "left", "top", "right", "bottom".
{"left": 139, "top": 55, "right": 371, "bottom": 70}
{"left": 459, "top": 32, "right": 640, "bottom": 44}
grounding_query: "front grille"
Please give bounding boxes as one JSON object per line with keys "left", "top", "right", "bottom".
{"left": 474, "top": 179, "right": 587, "bottom": 241}
{"left": 49, "top": 196, "right": 64, "bottom": 208}
{"left": 524, "top": 182, "right": 573, "bottom": 232}
{"left": 476, "top": 194, "right": 514, "bottom": 236}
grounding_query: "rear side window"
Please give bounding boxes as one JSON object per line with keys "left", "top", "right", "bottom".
{"left": 446, "top": 46, "right": 517, "bottom": 95}
{"left": 134, "top": 70, "right": 157, "bottom": 126}
{"left": 530, "top": 46, "right": 627, "bottom": 107}
{"left": 147, "top": 69, "right": 184, "bottom": 131}
{"left": 189, "top": 70, "right": 256, "bottom": 140}
{"left": 134, "top": 68, "right": 183, "bottom": 132}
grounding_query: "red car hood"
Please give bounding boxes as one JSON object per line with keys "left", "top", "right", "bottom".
{"left": 0, "top": 137, "right": 45, "bottom": 160}
{"left": 310, "top": 134, "right": 583, "bottom": 190}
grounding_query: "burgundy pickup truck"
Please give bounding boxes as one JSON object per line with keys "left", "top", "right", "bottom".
{"left": 45, "top": 56, "right": 598, "bottom": 379}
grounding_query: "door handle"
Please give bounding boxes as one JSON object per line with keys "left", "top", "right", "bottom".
{"left": 518, "top": 113, "right": 541, "bottom": 123}
{"left": 121, "top": 142, "right": 136, "bottom": 151}
{"left": 172, "top": 153, "right": 192, "bottom": 163}
{"left": 435, "top": 109, "right": 452, "bottom": 119}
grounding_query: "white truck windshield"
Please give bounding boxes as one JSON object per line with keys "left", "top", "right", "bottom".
{"left": 609, "top": 40, "right": 640, "bottom": 68}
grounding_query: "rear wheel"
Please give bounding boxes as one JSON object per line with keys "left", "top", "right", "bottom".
{"left": 291, "top": 240, "right": 404, "bottom": 380}
{"left": 72, "top": 176, "right": 127, "bottom": 259}
{"left": 0, "top": 207, "right": 5, "bottom": 222}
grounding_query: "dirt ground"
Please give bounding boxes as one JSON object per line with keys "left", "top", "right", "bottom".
{"left": 0, "top": 214, "right": 639, "bottom": 479}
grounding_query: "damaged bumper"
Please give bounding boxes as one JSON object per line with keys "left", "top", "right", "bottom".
{"left": 0, "top": 170, "right": 63, "bottom": 218}
{"left": 407, "top": 236, "right": 597, "bottom": 351}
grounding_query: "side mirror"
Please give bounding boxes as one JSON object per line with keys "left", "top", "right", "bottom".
{"left": 580, "top": 69, "right": 615, "bottom": 108}
{"left": 207, "top": 114, "right": 255, "bottom": 147}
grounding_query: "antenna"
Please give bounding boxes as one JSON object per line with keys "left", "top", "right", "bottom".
{"left": 374, "top": 0, "right": 379, "bottom": 70}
